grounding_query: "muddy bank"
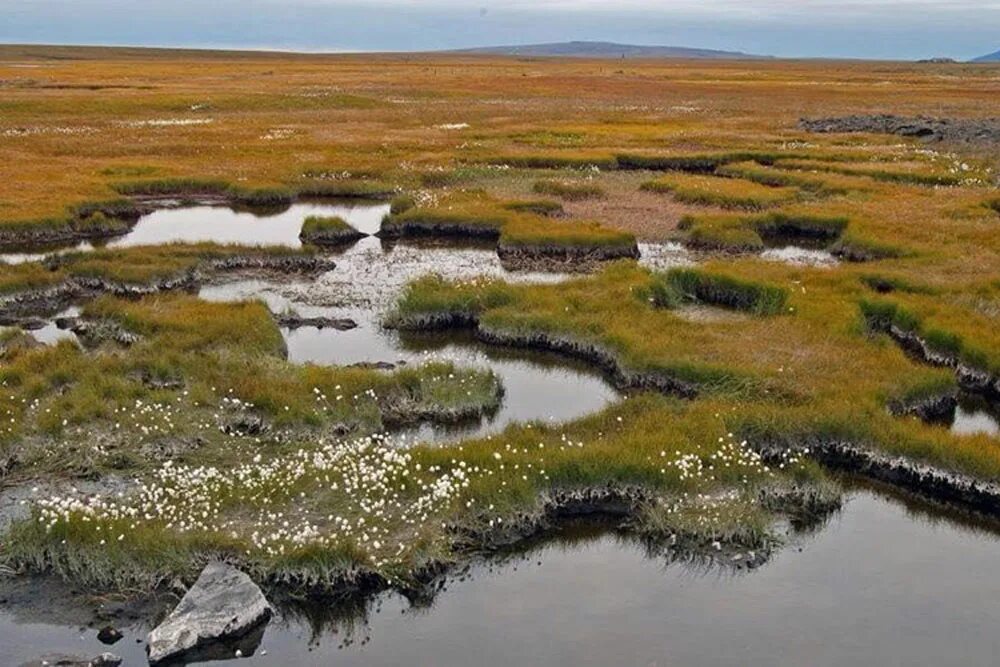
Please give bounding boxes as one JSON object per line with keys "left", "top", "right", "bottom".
{"left": 0, "top": 192, "right": 391, "bottom": 252}
{"left": 299, "top": 227, "right": 367, "bottom": 247}
{"left": 378, "top": 220, "right": 502, "bottom": 241}
{"left": 883, "top": 323, "right": 1000, "bottom": 398}
{"left": 758, "top": 438, "right": 1000, "bottom": 516}
{"left": 0, "top": 255, "right": 335, "bottom": 325}
{"left": 389, "top": 312, "right": 699, "bottom": 398}
{"left": 889, "top": 391, "right": 958, "bottom": 422}
{"left": 0, "top": 205, "right": 147, "bottom": 252}
{"left": 0, "top": 284, "right": 83, "bottom": 323}
{"left": 392, "top": 311, "right": 1000, "bottom": 517}
{"left": 800, "top": 114, "right": 1000, "bottom": 146}
{"left": 496, "top": 241, "right": 641, "bottom": 272}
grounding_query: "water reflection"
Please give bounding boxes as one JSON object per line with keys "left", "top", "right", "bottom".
{"left": 5, "top": 486, "right": 1000, "bottom": 667}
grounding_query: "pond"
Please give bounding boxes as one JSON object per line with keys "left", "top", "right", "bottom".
{"left": 4, "top": 482, "right": 1000, "bottom": 667}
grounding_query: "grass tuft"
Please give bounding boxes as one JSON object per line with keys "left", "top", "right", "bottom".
{"left": 532, "top": 180, "right": 605, "bottom": 201}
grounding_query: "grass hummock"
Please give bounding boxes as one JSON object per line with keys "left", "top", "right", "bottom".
{"left": 642, "top": 173, "right": 801, "bottom": 210}
{"left": 299, "top": 215, "right": 366, "bottom": 246}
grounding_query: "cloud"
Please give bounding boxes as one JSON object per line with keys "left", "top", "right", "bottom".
{"left": 2, "top": 0, "right": 997, "bottom": 59}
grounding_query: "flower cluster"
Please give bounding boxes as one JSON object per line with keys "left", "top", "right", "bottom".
{"left": 33, "top": 433, "right": 519, "bottom": 567}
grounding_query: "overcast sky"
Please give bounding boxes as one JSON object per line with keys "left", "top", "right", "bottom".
{"left": 2, "top": 0, "right": 998, "bottom": 60}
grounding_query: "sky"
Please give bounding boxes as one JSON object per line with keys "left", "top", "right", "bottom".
{"left": 1, "top": 0, "right": 998, "bottom": 60}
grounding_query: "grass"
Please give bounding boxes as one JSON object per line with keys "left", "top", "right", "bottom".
{"left": 642, "top": 173, "right": 801, "bottom": 210}
{"left": 0, "top": 293, "right": 504, "bottom": 467}
{"left": 299, "top": 215, "right": 364, "bottom": 244}
{"left": 772, "top": 158, "right": 986, "bottom": 187}
{"left": 380, "top": 190, "right": 635, "bottom": 253}
{"left": 860, "top": 295, "right": 1000, "bottom": 375}
{"left": 532, "top": 179, "right": 605, "bottom": 201}
{"left": 649, "top": 268, "right": 790, "bottom": 315}
{"left": 501, "top": 199, "right": 564, "bottom": 216}
{"left": 715, "top": 161, "right": 868, "bottom": 195}
{"left": 1, "top": 46, "right": 999, "bottom": 593}
{"left": 678, "top": 211, "right": 849, "bottom": 252}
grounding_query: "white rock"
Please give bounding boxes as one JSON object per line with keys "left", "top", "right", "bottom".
{"left": 147, "top": 562, "right": 272, "bottom": 664}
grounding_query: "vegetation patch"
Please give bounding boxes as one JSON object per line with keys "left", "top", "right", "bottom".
{"left": 860, "top": 297, "right": 1000, "bottom": 378}
{"left": 830, "top": 230, "right": 907, "bottom": 262}
{"left": 478, "top": 152, "right": 618, "bottom": 171}
{"left": 773, "top": 158, "right": 981, "bottom": 187}
{"left": 716, "top": 161, "right": 868, "bottom": 195}
{"left": 648, "top": 268, "right": 790, "bottom": 315}
{"left": 532, "top": 179, "right": 605, "bottom": 201}
{"left": 678, "top": 211, "right": 848, "bottom": 253}
{"left": 299, "top": 216, "right": 366, "bottom": 247}
{"left": 379, "top": 191, "right": 636, "bottom": 265}
{"left": 501, "top": 199, "right": 565, "bottom": 216}
{"left": 642, "top": 174, "right": 800, "bottom": 210}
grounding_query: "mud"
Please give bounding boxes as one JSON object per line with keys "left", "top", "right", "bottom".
{"left": 758, "top": 438, "right": 1000, "bottom": 516}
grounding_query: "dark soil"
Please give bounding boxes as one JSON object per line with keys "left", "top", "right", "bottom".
{"left": 799, "top": 115, "right": 1000, "bottom": 145}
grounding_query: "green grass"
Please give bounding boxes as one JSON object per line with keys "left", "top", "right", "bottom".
{"left": 0, "top": 293, "right": 504, "bottom": 469}
{"left": 294, "top": 180, "right": 396, "bottom": 199}
{"left": 860, "top": 297, "right": 999, "bottom": 374}
{"left": 651, "top": 268, "right": 790, "bottom": 315}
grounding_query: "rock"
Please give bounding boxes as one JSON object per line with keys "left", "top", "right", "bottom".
{"left": 276, "top": 314, "right": 358, "bottom": 330}
{"left": 146, "top": 562, "right": 272, "bottom": 665}
{"left": 66, "top": 319, "right": 141, "bottom": 348}
{"left": 348, "top": 360, "right": 399, "bottom": 370}
{"left": 17, "top": 317, "right": 49, "bottom": 331}
{"left": 222, "top": 414, "right": 269, "bottom": 437}
{"left": 799, "top": 114, "right": 1000, "bottom": 146}
{"left": 96, "top": 625, "right": 123, "bottom": 645}
{"left": 20, "top": 654, "right": 121, "bottom": 667}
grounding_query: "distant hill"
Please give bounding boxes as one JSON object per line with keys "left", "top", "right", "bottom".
{"left": 972, "top": 49, "right": 1000, "bottom": 62}
{"left": 446, "top": 41, "right": 771, "bottom": 60}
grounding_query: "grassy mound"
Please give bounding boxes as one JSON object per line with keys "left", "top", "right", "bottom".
{"left": 642, "top": 173, "right": 801, "bottom": 210}
{"left": 299, "top": 215, "right": 366, "bottom": 246}
{"left": 532, "top": 179, "right": 605, "bottom": 200}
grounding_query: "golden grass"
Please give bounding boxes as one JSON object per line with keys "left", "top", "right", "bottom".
{"left": 2, "top": 46, "right": 1000, "bottom": 586}
{"left": 642, "top": 173, "right": 802, "bottom": 210}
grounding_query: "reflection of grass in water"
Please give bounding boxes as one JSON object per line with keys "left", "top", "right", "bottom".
{"left": 838, "top": 474, "right": 1000, "bottom": 542}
